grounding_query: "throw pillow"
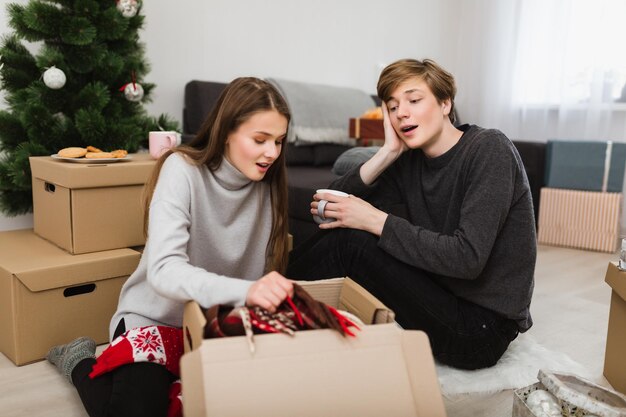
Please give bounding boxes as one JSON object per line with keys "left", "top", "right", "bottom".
{"left": 332, "top": 146, "right": 380, "bottom": 176}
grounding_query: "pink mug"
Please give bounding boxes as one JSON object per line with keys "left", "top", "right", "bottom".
{"left": 149, "top": 131, "right": 181, "bottom": 159}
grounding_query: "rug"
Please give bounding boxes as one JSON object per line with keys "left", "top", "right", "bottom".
{"left": 436, "top": 333, "right": 591, "bottom": 397}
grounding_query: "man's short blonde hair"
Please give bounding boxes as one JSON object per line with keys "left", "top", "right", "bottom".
{"left": 377, "top": 59, "right": 457, "bottom": 124}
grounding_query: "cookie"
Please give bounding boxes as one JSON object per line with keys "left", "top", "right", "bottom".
{"left": 110, "top": 149, "right": 128, "bottom": 158}
{"left": 85, "top": 152, "right": 114, "bottom": 159}
{"left": 58, "top": 147, "right": 88, "bottom": 158}
{"left": 86, "top": 145, "right": 103, "bottom": 153}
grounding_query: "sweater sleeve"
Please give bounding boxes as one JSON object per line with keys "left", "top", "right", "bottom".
{"left": 378, "top": 133, "right": 519, "bottom": 279}
{"left": 144, "top": 154, "right": 253, "bottom": 308}
{"left": 329, "top": 157, "right": 406, "bottom": 210}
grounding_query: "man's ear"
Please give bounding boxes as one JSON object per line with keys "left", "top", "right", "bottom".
{"left": 442, "top": 99, "right": 452, "bottom": 116}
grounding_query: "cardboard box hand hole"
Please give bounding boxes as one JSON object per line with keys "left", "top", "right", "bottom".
{"left": 63, "top": 283, "right": 96, "bottom": 297}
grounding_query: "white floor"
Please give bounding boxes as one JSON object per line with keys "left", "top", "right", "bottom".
{"left": 0, "top": 244, "right": 619, "bottom": 417}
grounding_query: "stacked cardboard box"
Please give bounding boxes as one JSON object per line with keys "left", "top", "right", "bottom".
{"left": 537, "top": 140, "right": 625, "bottom": 253}
{"left": 0, "top": 229, "right": 140, "bottom": 365}
{"left": 0, "top": 154, "right": 155, "bottom": 365}
{"left": 29, "top": 153, "right": 156, "bottom": 254}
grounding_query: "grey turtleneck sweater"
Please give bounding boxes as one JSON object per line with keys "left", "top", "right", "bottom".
{"left": 110, "top": 153, "right": 271, "bottom": 339}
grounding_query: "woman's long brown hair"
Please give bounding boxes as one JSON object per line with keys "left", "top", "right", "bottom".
{"left": 142, "top": 77, "right": 291, "bottom": 274}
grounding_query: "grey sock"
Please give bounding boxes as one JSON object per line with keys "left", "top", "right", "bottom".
{"left": 46, "top": 337, "right": 96, "bottom": 384}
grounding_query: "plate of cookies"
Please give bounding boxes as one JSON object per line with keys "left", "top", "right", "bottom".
{"left": 52, "top": 146, "right": 130, "bottom": 163}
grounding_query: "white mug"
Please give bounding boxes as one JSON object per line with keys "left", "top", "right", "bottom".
{"left": 313, "top": 189, "right": 349, "bottom": 224}
{"left": 149, "top": 131, "right": 182, "bottom": 159}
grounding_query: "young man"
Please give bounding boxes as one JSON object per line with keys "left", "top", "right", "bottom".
{"left": 287, "top": 59, "right": 536, "bottom": 370}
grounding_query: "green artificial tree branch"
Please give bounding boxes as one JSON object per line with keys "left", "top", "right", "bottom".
{"left": 0, "top": 0, "right": 180, "bottom": 215}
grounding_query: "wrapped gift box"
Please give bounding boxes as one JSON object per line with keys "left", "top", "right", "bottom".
{"left": 537, "top": 187, "right": 621, "bottom": 253}
{"left": 349, "top": 118, "right": 384, "bottom": 146}
{"left": 545, "top": 139, "right": 626, "bottom": 192}
{"left": 512, "top": 369, "right": 626, "bottom": 416}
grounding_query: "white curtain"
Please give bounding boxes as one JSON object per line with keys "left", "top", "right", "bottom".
{"left": 453, "top": 0, "right": 626, "bottom": 142}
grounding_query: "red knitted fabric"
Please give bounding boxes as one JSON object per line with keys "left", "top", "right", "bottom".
{"left": 88, "top": 326, "right": 184, "bottom": 417}
{"left": 89, "top": 326, "right": 183, "bottom": 378}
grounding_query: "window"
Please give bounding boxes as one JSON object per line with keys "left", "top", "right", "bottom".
{"left": 513, "top": 0, "right": 626, "bottom": 106}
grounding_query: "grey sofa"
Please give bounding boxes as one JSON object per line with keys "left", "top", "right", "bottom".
{"left": 182, "top": 80, "right": 546, "bottom": 248}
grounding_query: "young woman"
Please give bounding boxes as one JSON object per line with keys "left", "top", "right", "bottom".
{"left": 47, "top": 77, "right": 294, "bottom": 416}
{"left": 287, "top": 59, "right": 536, "bottom": 370}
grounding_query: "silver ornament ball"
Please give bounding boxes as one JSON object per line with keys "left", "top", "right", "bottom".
{"left": 43, "top": 66, "right": 66, "bottom": 89}
{"left": 124, "top": 82, "right": 144, "bottom": 102}
{"left": 117, "top": 0, "right": 139, "bottom": 18}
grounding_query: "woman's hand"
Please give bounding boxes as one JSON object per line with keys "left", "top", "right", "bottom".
{"left": 312, "top": 192, "right": 388, "bottom": 236}
{"left": 246, "top": 271, "right": 294, "bottom": 313}
{"left": 381, "top": 102, "right": 408, "bottom": 156}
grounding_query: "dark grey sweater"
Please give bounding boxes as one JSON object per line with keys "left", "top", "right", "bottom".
{"left": 331, "top": 125, "right": 536, "bottom": 331}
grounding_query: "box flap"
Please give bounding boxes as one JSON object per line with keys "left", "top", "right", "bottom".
{"left": 0, "top": 229, "right": 140, "bottom": 292}
{"left": 297, "top": 278, "right": 395, "bottom": 325}
{"left": 339, "top": 277, "right": 395, "bottom": 324}
{"left": 402, "top": 331, "right": 447, "bottom": 417}
{"left": 297, "top": 277, "right": 344, "bottom": 306}
{"left": 183, "top": 300, "right": 207, "bottom": 353}
{"left": 606, "top": 262, "right": 626, "bottom": 300}
{"left": 181, "top": 324, "right": 447, "bottom": 417}
{"left": 29, "top": 154, "right": 155, "bottom": 189}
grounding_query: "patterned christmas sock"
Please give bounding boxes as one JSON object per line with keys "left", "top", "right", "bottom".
{"left": 46, "top": 337, "right": 96, "bottom": 384}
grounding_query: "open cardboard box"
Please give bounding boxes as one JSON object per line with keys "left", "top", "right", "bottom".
{"left": 29, "top": 153, "right": 155, "bottom": 254}
{"left": 604, "top": 262, "right": 626, "bottom": 394}
{"left": 181, "top": 277, "right": 447, "bottom": 417}
{"left": 0, "top": 229, "right": 140, "bottom": 365}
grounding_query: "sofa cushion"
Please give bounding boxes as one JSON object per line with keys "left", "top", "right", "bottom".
{"left": 313, "top": 144, "right": 353, "bottom": 166}
{"left": 285, "top": 143, "right": 315, "bottom": 166}
{"left": 287, "top": 166, "right": 339, "bottom": 222}
{"left": 332, "top": 146, "right": 380, "bottom": 175}
{"left": 183, "top": 81, "right": 227, "bottom": 136}
{"left": 512, "top": 140, "right": 546, "bottom": 224}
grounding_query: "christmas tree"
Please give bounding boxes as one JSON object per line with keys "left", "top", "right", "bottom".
{"left": 0, "top": 0, "right": 178, "bottom": 215}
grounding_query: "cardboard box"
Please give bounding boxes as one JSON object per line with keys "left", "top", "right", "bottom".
{"left": 604, "top": 262, "right": 626, "bottom": 394}
{"left": 512, "top": 369, "right": 626, "bottom": 416}
{"left": 180, "top": 278, "right": 447, "bottom": 417}
{"left": 29, "top": 153, "right": 155, "bottom": 254}
{"left": 537, "top": 187, "right": 621, "bottom": 253}
{"left": 349, "top": 118, "right": 384, "bottom": 146}
{"left": 0, "top": 229, "right": 140, "bottom": 365}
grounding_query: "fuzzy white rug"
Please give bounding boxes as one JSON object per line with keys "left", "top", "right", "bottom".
{"left": 436, "top": 333, "right": 591, "bottom": 397}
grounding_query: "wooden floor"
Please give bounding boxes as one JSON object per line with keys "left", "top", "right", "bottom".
{"left": 0, "top": 244, "right": 619, "bottom": 417}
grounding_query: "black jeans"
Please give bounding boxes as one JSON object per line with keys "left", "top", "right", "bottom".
{"left": 287, "top": 229, "right": 519, "bottom": 370}
{"left": 71, "top": 319, "right": 177, "bottom": 417}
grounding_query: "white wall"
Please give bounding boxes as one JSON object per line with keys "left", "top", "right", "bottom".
{"left": 0, "top": 0, "right": 458, "bottom": 230}
{"left": 141, "top": 0, "right": 458, "bottom": 120}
